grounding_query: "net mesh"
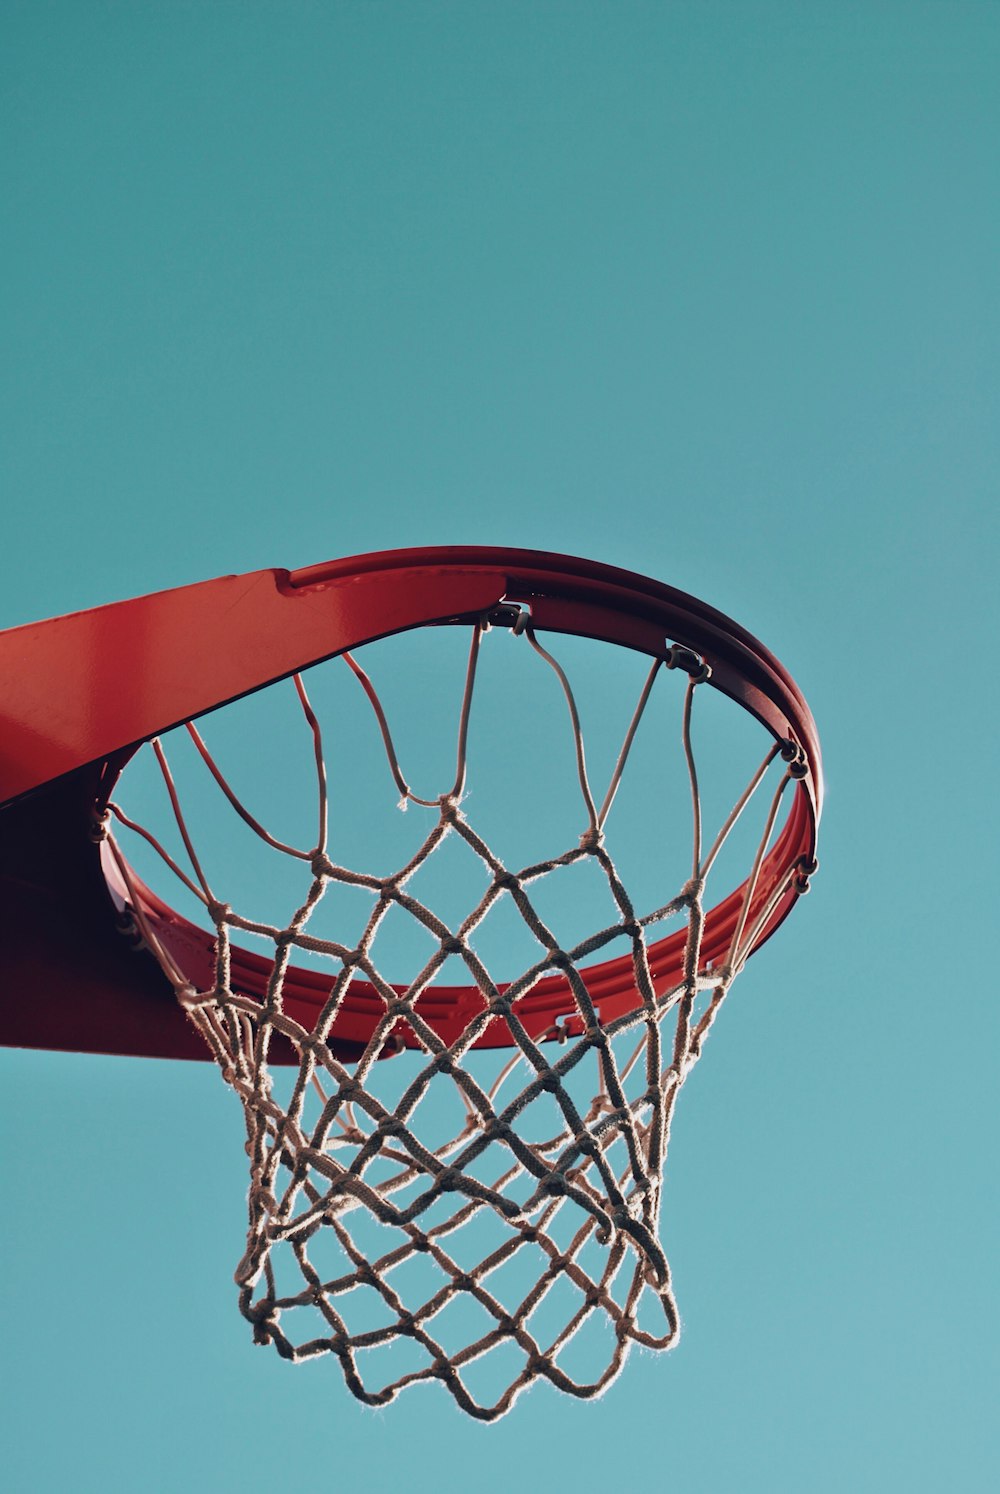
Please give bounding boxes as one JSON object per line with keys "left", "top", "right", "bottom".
{"left": 99, "top": 616, "right": 802, "bottom": 1421}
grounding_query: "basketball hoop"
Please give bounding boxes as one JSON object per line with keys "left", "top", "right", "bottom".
{"left": 0, "top": 548, "right": 821, "bottom": 1419}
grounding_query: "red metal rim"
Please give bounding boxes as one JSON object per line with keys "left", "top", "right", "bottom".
{"left": 102, "top": 547, "right": 823, "bottom": 1051}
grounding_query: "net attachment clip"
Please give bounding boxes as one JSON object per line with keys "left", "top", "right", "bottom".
{"left": 665, "top": 642, "right": 712, "bottom": 682}
{"left": 780, "top": 738, "right": 810, "bottom": 779}
{"left": 548, "top": 1009, "right": 601, "bottom": 1044}
{"left": 483, "top": 601, "right": 530, "bottom": 634}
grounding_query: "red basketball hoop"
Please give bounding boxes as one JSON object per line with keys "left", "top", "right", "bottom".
{"left": 0, "top": 548, "right": 822, "bottom": 1418}
{"left": 0, "top": 547, "right": 820, "bottom": 1059}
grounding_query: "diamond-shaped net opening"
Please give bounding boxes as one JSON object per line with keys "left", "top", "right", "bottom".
{"left": 99, "top": 614, "right": 806, "bottom": 1420}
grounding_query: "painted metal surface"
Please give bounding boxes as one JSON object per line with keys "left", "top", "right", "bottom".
{"left": 0, "top": 547, "right": 822, "bottom": 1060}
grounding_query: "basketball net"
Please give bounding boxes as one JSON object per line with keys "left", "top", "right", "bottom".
{"left": 98, "top": 615, "right": 811, "bottom": 1420}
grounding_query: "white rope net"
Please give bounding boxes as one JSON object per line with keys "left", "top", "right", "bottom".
{"left": 100, "top": 616, "right": 804, "bottom": 1421}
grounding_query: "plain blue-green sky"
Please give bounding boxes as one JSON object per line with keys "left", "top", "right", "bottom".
{"left": 2, "top": 3, "right": 998, "bottom": 1490}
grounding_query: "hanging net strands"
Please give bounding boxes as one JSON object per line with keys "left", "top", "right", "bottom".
{"left": 99, "top": 610, "right": 816, "bottom": 1422}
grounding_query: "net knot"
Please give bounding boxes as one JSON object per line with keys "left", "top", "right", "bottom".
{"left": 680, "top": 875, "right": 705, "bottom": 902}
{"left": 578, "top": 825, "right": 604, "bottom": 852}
{"left": 249, "top": 1183, "right": 279, "bottom": 1218}
{"left": 585, "top": 1093, "right": 614, "bottom": 1122}
{"left": 245, "top": 1296, "right": 276, "bottom": 1327}
{"left": 311, "top": 851, "right": 333, "bottom": 879}
{"left": 438, "top": 795, "right": 463, "bottom": 824}
{"left": 176, "top": 983, "right": 207, "bottom": 1012}
{"left": 206, "top": 899, "right": 231, "bottom": 925}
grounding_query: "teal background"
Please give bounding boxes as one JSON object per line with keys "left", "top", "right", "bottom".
{"left": 2, "top": 3, "right": 997, "bottom": 1490}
